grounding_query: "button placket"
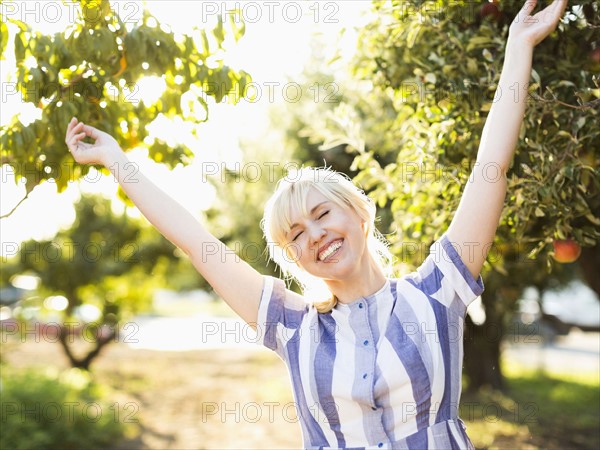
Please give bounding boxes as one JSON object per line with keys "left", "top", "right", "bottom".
{"left": 354, "top": 288, "right": 392, "bottom": 447}
{"left": 357, "top": 284, "right": 392, "bottom": 447}
{"left": 357, "top": 299, "right": 377, "bottom": 410}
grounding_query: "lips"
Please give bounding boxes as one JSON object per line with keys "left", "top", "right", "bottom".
{"left": 318, "top": 239, "right": 343, "bottom": 262}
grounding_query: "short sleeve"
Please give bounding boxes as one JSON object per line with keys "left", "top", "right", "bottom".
{"left": 256, "top": 276, "right": 309, "bottom": 354}
{"left": 413, "top": 234, "right": 484, "bottom": 312}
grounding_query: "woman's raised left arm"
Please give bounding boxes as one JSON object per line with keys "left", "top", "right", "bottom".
{"left": 446, "top": 0, "right": 568, "bottom": 279}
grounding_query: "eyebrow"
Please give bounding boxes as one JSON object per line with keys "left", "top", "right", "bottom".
{"left": 289, "top": 201, "right": 329, "bottom": 231}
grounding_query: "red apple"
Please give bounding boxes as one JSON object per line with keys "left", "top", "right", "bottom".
{"left": 480, "top": 1, "right": 501, "bottom": 21}
{"left": 590, "top": 48, "right": 600, "bottom": 65}
{"left": 552, "top": 239, "right": 582, "bottom": 263}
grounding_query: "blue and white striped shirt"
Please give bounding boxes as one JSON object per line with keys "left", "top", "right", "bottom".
{"left": 257, "top": 234, "right": 484, "bottom": 449}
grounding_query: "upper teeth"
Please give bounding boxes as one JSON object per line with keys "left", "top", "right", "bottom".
{"left": 319, "top": 241, "right": 342, "bottom": 261}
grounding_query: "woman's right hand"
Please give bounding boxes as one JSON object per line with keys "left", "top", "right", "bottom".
{"left": 65, "top": 117, "right": 122, "bottom": 167}
{"left": 65, "top": 120, "right": 264, "bottom": 329}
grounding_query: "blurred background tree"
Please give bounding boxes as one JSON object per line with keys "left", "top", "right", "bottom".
{"left": 203, "top": 144, "right": 285, "bottom": 281}
{"left": 276, "top": 0, "right": 599, "bottom": 390}
{"left": 1, "top": 194, "right": 198, "bottom": 370}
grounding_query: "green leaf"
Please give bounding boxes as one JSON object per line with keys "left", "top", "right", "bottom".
{"left": 228, "top": 11, "right": 245, "bottom": 43}
{"left": 466, "top": 36, "right": 493, "bottom": 52}
{"left": 200, "top": 29, "right": 210, "bottom": 57}
{"left": 14, "top": 32, "right": 27, "bottom": 62}
{"left": 482, "top": 49, "right": 493, "bottom": 62}
{"left": 0, "top": 19, "right": 8, "bottom": 60}
{"left": 530, "top": 68, "right": 541, "bottom": 85}
{"left": 213, "top": 16, "right": 225, "bottom": 47}
{"left": 586, "top": 214, "right": 600, "bottom": 226}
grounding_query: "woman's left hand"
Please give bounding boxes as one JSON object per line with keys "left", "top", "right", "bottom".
{"left": 509, "top": 0, "right": 568, "bottom": 47}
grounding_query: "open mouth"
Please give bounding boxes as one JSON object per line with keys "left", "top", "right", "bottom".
{"left": 318, "top": 239, "right": 343, "bottom": 262}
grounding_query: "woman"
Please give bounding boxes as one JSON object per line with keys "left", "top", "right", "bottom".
{"left": 65, "top": 1, "right": 567, "bottom": 448}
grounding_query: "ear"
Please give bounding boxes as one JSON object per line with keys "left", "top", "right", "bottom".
{"left": 361, "top": 220, "right": 368, "bottom": 235}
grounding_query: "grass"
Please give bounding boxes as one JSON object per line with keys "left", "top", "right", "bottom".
{"left": 462, "top": 361, "right": 600, "bottom": 449}
{"left": 3, "top": 338, "right": 598, "bottom": 449}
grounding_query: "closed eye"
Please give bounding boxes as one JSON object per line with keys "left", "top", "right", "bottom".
{"left": 291, "top": 210, "right": 328, "bottom": 241}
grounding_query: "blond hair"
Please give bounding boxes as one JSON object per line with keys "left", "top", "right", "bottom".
{"left": 261, "top": 167, "right": 393, "bottom": 313}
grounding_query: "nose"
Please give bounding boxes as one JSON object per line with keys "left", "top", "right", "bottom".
{"left": 307, "top": 224, "right": 326, "bottom": 245}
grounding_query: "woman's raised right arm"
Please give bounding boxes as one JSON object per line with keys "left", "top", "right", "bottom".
{"left": 65, "top": 117, "right": 264, "bottom": 327}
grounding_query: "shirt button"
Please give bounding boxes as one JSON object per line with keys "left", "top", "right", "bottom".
{"left": 363, "top": 340, "right": 369, "bottom": 346}
{"left": 362, "top": 373, "right": 368, "bottom": 379}
{"left": 358, "top": 303, "right": 363, "bottom": 309}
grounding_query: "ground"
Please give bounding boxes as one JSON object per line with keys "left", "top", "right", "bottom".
{"left": 7, "top": 339, "right": 299, "bottom": 449}
{"left": 4, "top": 332, "right": 599, "bottom": 449}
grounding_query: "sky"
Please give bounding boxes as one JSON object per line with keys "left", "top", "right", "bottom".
{"left": 1, "top": 1, "right": 373, "bottom": 255}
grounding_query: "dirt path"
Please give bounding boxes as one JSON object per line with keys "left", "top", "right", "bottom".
{"left": 6, "top": 339, "right": 302, "bottom": 449}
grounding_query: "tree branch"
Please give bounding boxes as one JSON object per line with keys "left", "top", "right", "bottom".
{"left": 0, "top": 191, "right": 30, "bottom": 219}
{"left": 80, "top": 329, "right": 117, "bottom": 370}
{"left": 58, "top": 328, "right": 81, "bottom": 368}
{"left": 58, "top": 325, "right": 117, "bottom": 371}
{"left": 532, "top": 91, "right": 600, "bottom": 110}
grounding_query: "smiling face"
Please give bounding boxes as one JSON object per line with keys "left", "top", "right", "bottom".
{"left": 284, "top": 188, "right": 370, "bottom": 282}
{"left": 262, "top": 167, "right": 391, "bottom": 301}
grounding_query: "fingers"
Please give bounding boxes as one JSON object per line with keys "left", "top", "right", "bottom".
{"left": 534, "top": 0, "right": 566, "bottom": 33}
{"left": 513, "top": 0, "right": 567, "bottom": 42}
{"left": 521, "top": 0, "right": 537, "bottom": 16}
{"left": 67, "top": 132, "right": 85, "bottom": 153}
{"left": 519, "top": 0, "right": 566, "bottom": 20}
{"left": 66, "top": 117, "right": 81, "bottom": 135}
{"left": 65, "top": 117, "right": 78, "bottom": 142}
{"left": 544, "top": 0, "right": 568, "bottom": 21}
{"left": 65, "top": 118, "right": 101, "bottom": 144}
{"left": 514, "top": 0, "right": 538, "bottom": 25}
{"left": 66, "top": 120, "right": 84, "bottom": 151}
{"left": 67, "top": 116, "right": 79, "bottom": 130}
{"left": 535, "top": 0, "right": 567, "bottom": 19}
{"left": 81, "top": 123, "right": 101, "bottom": 141}
{"left": 73, "top": 132, "right": 86, "bottom": 142}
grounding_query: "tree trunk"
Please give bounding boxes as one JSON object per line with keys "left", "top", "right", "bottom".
{"left": 463, "top": 291, "right": 504, "bottom": 392}
{"left": 579, "top": 244, "right": 600, "bottom": 298}
{"left": 58, "top": 326, "right": 116, "bottom": 371}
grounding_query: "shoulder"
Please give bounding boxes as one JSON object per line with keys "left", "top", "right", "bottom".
{"left": 395, "top": 234, "right": 484, "bottom": 310}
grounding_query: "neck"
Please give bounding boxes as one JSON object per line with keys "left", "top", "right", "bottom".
{"left": 325, "top": 258, "right": 387, "bottom": 304}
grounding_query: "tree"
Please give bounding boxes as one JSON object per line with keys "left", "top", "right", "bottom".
{"left": 1, "top": 0, "right": 250, "bottom": 213}
{"left": 201, "top": 132, "right": 300, "bottom": 289}
{"left": 0, "top": 0, "right": 252, "bottom": 368}
{"left": 1, "top": 194, "right": 189, "bottom": 370}
{"left": 282, "top": 1, "right": 599, "bottom": 390}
